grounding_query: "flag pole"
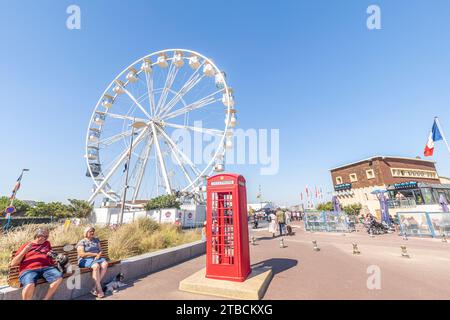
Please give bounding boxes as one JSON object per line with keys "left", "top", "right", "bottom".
{"left": 435, "top": 117, "right": 450, "bottom": 154}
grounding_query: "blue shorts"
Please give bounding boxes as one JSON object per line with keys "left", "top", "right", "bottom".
{"left": 78, "top": 257, "right": 107, "bottom": 268}
{"left": 19, "top": 267, "right": 62, "bottom": 287}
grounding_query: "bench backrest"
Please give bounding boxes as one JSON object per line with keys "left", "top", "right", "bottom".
{"left": 7, "top": 239, "right": 111, "bottom": 288}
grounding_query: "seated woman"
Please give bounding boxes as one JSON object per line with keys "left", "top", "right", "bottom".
{"left": 10, "top": 227, "right": 63, "bottom": 300}
{"left": 77, "top": 227, "right": 108, "bottom": 298}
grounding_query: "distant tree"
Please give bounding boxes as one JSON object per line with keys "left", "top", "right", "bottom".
{"left": 343, "top": 204, "right": 362, "bottom": 217}
{"left": 0, "top": 196, "right": 31, "bottom": 214}
{"left": 26, "top": 201, "right": 71, "bottom": 218}
{"left": 26, "top": 202, "right": 50, "bottom": 217}
{"left": 144, "top": 194, "right": 181, "bottom": 210}
{"left": 317, "top": 202, "right": 333, "bottom": 211}
{"left": 68, "top": 199, "right": 93, "bottom": 218}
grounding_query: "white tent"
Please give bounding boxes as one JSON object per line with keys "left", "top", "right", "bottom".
{"left": 247, "top": 202, "right": 275, "bottom": 211}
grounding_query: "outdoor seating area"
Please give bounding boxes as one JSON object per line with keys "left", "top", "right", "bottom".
{"left": 7, "top": 239, "right": 120, "bottom": 288}
{"left": 304, "top": 211, "right": 355, "bottom": 233}
{"left": 398, "top": 212, "right": 450, "bottom": 237}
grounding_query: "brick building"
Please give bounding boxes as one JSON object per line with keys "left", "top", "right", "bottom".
{"left": 330, "top": 156, "right": 450, "bottom": 216}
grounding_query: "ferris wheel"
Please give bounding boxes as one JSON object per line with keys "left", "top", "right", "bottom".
{"left": 86, "top": 49, "right": 237, "bottom": 207}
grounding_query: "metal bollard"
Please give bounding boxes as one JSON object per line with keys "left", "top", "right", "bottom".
{"left": 352, "top": 243, "right": 361, "bottom": 255}
{"left": 251, "top": 236, "right": 256, "bottom": 246}
{"left": 312, "top": 240, "right": 320, "bottom": 251}
{"left": 401, "top": 245, "right": 410, "bottom": 258}
{"left": 442, "top": 234, "right": 447, "bottom": 243}
{"left": 279, "top": 237, "right": 285, "bottom": 248}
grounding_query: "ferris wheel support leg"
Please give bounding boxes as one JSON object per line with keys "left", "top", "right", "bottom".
{"left": 88, "top": 127, "right": 150, "bottom": 203}
{"left": 132, "top": 135, "right": 154, "bottom": 202}
{"left": 150, "top": 122, "right": 173, "bottom": 195}
{"left": 155, "top": 124, "right": 194, "bottom": 186}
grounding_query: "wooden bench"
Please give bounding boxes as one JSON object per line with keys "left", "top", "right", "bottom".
{"left": 7, "top": 239, "right": 120, "bottom": 288}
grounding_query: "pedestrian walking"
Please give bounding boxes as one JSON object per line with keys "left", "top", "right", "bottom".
{"left": 268, "top": 211, "right": 278, "bottom": 237}
{"left": 276, "top": 208, "right": 286, "bottom": 236}
{"left": 285, "top": 211, "right": 291, "bottom": 225}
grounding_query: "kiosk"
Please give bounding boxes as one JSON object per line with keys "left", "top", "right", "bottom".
{"left": 205, "top": 173, "right": 251, "bottom": 282}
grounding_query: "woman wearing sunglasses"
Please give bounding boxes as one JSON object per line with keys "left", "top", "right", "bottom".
{"left": 11, "top": 227, "right": 63, "bottom": 300}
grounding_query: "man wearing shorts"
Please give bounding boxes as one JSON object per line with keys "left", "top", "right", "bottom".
{"left": 11, "top": 228, "right": 63, "bottom": 300}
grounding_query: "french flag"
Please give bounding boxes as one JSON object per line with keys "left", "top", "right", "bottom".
{"left": 424, "top": 119, "right": 443, "bottom": 157}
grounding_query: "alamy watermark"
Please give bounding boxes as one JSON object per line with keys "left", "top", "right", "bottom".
{"left": 66, "top": 266, "right": 81, "bottom": 290}
{"left": 366, "top": 265, "right": 381, "bottom": 290}
{"left": 66, "top": 5, "right": 81, "bottom": 30}
{"left": 367, "top": 5, "right": 382, "bottom": 30}
{"left": 167, "top": 121, "right": 280, "bottom": 175}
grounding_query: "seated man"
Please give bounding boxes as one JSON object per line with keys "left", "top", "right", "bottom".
{"left": 10, "top": 227, "right": 63, "bottom": 300}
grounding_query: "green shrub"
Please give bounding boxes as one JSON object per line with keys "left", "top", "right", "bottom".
{"left": 67, "top": 199, "right": 93, "bottom": 219}
{"left": 343, "top": 204, "right": 362, "bottom": 216}
{"left": 317, "top": 202, "right": 333, "bottom": 211}
{"left": 0, "top": 197, "right": 30, "bottom": 214}
{"left": 144, "top": 195, "right": 181, "bottom": 210}
{"left": 25, "top": 199, "right": 93, "bottom": 219}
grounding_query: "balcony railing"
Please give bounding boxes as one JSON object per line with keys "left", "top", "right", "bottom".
{"left": 387, "top": 198, "right": 417, "bottom": 209}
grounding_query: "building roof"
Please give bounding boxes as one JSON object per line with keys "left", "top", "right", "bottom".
{"left": 329, "top": 156, "right": 436, "bottom": 171}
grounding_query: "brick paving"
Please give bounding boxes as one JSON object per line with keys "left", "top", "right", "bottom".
{"left": 77, "top": 222, "right": 450, "bottom": 300}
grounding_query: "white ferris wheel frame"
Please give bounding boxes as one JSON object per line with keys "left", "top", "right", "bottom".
{"left": 85, "top": 49, "right": 233, "bottom": 207}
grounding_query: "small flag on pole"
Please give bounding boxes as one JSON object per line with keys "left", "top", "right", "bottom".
{"left": 424, "top": 118, "right": 444, "bottom": 157}
{"left": 10, "top": 172, "right": 24, "bottom": 201}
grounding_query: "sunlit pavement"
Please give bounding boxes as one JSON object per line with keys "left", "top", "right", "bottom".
{"left": 77, "top": 221, "right": 450, "bottom": 300}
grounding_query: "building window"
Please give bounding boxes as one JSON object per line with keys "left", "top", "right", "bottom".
{"left": 391, "top": 168, "right": 438, "bottom": 180}
{"left": 366, "top": 169, "right": 375, "bottom": 180}
{"left": 350, "top": 174, "right": 358, "bottom": 182}
{"left": 336, "top": 176, "right": 343, "bottom": 184}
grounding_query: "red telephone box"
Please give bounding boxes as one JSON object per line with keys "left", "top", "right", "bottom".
{"left": 205, "top": 173, "right": 251, "bottom": 282}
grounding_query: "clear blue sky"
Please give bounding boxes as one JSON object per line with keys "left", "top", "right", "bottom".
{"left": 1, "top": 0, "right": 450, "bottom": 206}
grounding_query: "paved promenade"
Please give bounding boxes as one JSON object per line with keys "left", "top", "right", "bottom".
{"left": 78, "top": 222, "right": 450, "bottom": 300}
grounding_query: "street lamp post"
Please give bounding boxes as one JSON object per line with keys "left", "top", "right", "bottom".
{"left": 258, "top": 184, "right": 262, "bottom": 212}
{"left": 118, "top": 120, "right": 147, "bottom": 225}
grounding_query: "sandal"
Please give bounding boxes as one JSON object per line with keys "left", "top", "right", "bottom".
{"left": 96, "top": 292, "right": 105, "bottom": 299}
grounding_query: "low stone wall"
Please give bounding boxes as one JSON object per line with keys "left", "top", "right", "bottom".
{"left": 0, "top": 240, "right": 206, "bottom": 300}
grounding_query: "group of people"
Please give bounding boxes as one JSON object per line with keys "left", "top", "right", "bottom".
{"left": 11, "top": 226, "right": 109, "bottom": 300}
{"left": 267, "top": 209, "right": 303, "bottom": 237}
